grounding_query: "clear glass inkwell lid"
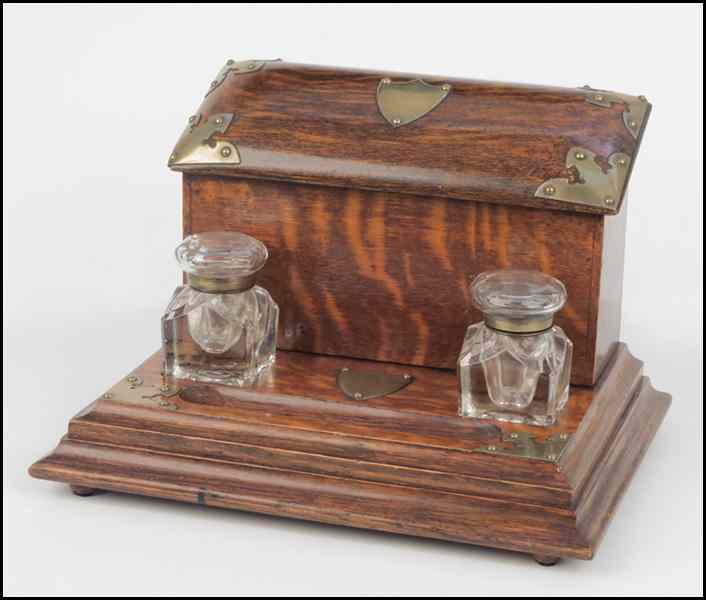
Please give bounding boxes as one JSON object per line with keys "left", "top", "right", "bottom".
{"left": 175, "top": 231, "right": 269, "bottom": 293}
{"left": 471, "top": 269, "right": 567, "bottom": 333}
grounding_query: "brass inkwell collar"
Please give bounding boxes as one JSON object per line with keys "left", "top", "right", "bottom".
{"left": 176, "top": 231, "right": 268, "bottom": 294}
{"left": 471, "top": 269, "right": 567, "bottom": 334}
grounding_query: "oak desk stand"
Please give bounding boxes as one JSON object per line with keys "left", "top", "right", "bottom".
{"left": 30, "top": 343, "right": 669, "bottom": 565}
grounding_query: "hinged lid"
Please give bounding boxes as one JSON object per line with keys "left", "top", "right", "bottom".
{"left": 168, "top": 60, "right": 651, "bottom": 215}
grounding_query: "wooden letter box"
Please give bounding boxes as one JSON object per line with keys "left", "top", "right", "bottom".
{"left": 30, "top": 61, "right": 670, "bottom": 565}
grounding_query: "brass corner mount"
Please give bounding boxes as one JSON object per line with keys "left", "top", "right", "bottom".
{"left": 205, "top": 58, "right": 280, "bottom": 96}
{"left": 535, "top": 146, "right": 631, "bottom": 212}
{"left": 581, "top": 85, "right": 650, "bottom": 139}
{"left": 474, "top": 431, "right": 571, "bottom": 463}
{"left": 102, "top": 374, "right": 180, "bottom": 412}
{"left": 167, "top": 113, "right": 240, "bottom": 169}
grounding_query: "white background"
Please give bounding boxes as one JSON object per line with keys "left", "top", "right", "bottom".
{"left": 3, "top": 3, "right": 703, "bottom": 597}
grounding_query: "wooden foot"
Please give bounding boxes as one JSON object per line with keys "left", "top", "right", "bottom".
{"left": 533, "top": 554, "right": 560, "bottom": 566}
{"left": 70, "top": 485, "right": 99, "bottom": 497}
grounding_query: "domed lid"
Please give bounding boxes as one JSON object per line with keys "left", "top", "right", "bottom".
{"left": 176, "top": 231, "right": 268, "bottom": 293}
{"left": 168, "top": 61, "right": 649, "bottom": 216}
{"left": 471, "top": 269, "right": 567, "bottom": 333}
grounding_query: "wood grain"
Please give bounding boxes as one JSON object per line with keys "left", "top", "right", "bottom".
{"left": 186, "top": 175, "right": 609, "bottom": 384}
{"left": 32, "top": 439, "right": 586, "bottom": 559}
{"left": 28, "top": 63, "right": 663, "bottom": 564}
{"left": 575, "top": 376, "right": 670, "bottom": 555}
{"left": 173, "top": 62, "right": 647, "bottom": 216}
{"left": 69, "top": 349, "right": 574, "bottom": 493}
{"left": 29, "top": 345, "right": 670, "bottom": 561}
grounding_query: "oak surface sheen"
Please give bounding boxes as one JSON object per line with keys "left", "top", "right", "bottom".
{"left": 185, "top": 175, "right": 615, "bottom": 385}
{"left": 30, "top": 344, "right": 670, "bottom": 561}
{"left": 182, "top": 62, "right": 646, "bottom": 216}
{"left": 29, "top": 63, "right": 666, "bottom": 565}
{"left": 174, "top": 62, "right": 643, "bottom": 385}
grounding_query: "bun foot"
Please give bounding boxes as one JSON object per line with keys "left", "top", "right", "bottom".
{"left": 533, "top": 554, "right": 560, "bottom": 566}
{"left": 70, "top": 485, "right": 99, "bottom": 497}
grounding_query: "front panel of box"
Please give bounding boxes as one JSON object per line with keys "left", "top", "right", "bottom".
{"left": 185, "top": 174, "right": 604, "bottom": 385}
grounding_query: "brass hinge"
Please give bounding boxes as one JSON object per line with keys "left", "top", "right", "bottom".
{"left": 534, "top": 146, "right": 631, "bottom": 212}
{"left": 167, "top": 113, "right": 240, "bottom": 169}
{"left": 474, "top": 431, "right": 571, "bottom": 462}
{"left": 581, "top": 86, "right": 650, "bottom": 139}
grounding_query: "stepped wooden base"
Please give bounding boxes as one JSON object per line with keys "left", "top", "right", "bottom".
{"left": 30, "top": 343, "right": 669, "bottom": 563}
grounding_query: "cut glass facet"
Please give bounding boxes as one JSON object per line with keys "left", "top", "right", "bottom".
{"left": 162, "top": 232, "right": 279, "bottom": 386}
{"left": 458, "top": 270, "right": 573, "bottom": 426}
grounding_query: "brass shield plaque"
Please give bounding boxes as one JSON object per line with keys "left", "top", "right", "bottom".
{"left": 336, "top": 367, "right": 414, "bottom": 401}
{"left": 376, "top": 78, "right": 451, "bottom": 128}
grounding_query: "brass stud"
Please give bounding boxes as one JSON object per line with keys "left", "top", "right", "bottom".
{"left": 487, "top": 445, "right": 497, "bottom": 452}
{"left": 574, "top": 151, "right": 586, "bottom": 160}
{"left": 102, "top": 392, "right": 114, "bottom": 399}
{"left": 126, "top": 376, "right": 138, "bottom": 383}
{"left": 341, "top": 367, "right": 349, "bottom": 373}
{"left": 226, "top": 59, "right": 235, "bottom": 65}
{"left": 403, "top": 373, "right": 412, "bottom": 380}
{"left": 543, "top": 185, "right": 556, "bottom": 196}
{"left": 442, "top": 84, "right": 450, "bottom": 91}
{"left": 638, "top": 95, "right": 647, "bottom": 102}
{"left": 160, "top": 385, "right": 171, "bottom": 393}
{"left": 354, "top": 392, "right": 363, "bottom": 400}
{"left": 594, "top": 94, "right": 604, "bottom": 102}
{"left": 559, "top": 433, "right": 569, "bottom": 441}
{"left": 547, "top": 453, "right": 557, "bottom": 461}
{"left": 169, "top": 153, "right": 177, "bottom": 162}
{"left": 214, "top": 116, "right": 224, "bottom": 126}
{"left": 509, "top": 432, "right": 519, "bottom": 440}
{"left": 629, "top": 119, "right": 638, "bottom": 128}
{"left": 617, "top": 158, "right": 628, "bottom": 167}
{"left": 604, "top": 195, "right": 615, "bottom": 205}
{"left": 392, "top": 118, "right": 401, "bottom": 126}
{"left": 248, "top": 63, "right": 256, "bottom": 69}
{"left": 381, "top": 78, "right": 391, "bottom": 85}
{"left": 220, "top": 146, "right": 232, "bottom": 158}
{"left": 188, "top": 115, "right": 197, "bottom": 123}
{"left": 210, "top": 80, "right": 218, "bottom": 87}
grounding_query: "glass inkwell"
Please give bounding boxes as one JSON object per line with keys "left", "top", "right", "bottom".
{"left": 161, "top": 231, "right": 279, "bottom": 386}
{"left": 458, "top": 269, "right": 573, "bottom": 426}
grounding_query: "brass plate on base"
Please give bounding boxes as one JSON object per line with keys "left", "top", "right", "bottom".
{"left": 474, "top": 431, "right": 571, "bottom": 463}
{"left": 336, "top": 367, "right": 414, "bottom": 400}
